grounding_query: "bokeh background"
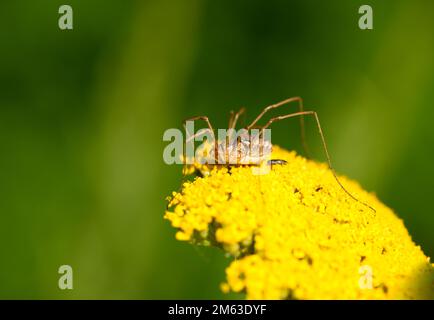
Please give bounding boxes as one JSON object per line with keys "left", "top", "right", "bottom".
{"left": 0, "top": 0, "right": 433, "bottom": 299}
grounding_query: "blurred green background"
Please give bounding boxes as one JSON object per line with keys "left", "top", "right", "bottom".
{"left": 0, "top": 0, "right": 433, "bottom": 299}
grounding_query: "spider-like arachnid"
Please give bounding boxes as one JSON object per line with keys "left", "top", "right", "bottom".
{"left": 182, "top": 97, "right": 375, "bottom": 212}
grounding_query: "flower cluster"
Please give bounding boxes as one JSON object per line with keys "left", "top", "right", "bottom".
{"left": 165, "top": 146, "right": 434, "bottom": 299}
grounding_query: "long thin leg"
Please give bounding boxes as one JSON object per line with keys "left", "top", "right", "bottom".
{"left": 263, "top": 111, "right": 376, "bottom": 212}
{"left": 183, "top": 116, "right": 214, "bottom": 134}
{"left": 185, "top": 128, "right": 213, "bottom": 143}
{"left": 229, "top": 107, "right": 246, "bottom": 129}
{"left": 228, "top": 111, "right": 235, "bottom": 129}
{"left": 182, "top": 116, "right": 217, "bottom": 165}
{"left": 183, "top": 116, "right": 215, "bottom": 145}
{"left": 247, "top": 97, "right": 310, "bottom": 157}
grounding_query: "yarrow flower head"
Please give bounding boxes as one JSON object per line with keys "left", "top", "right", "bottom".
{"left": 165, "top": 146, "right": 434, "bottom": 299}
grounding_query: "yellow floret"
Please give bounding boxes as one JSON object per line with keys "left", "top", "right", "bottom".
{"left": 164, "top": 146, "right": 434, "bottom": 299}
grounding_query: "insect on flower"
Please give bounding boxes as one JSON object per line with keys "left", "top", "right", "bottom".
{"left": 182, "top": 97, "right": 376, "bottom": 212}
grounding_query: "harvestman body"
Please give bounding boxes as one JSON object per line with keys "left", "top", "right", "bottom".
{"left": 183, "top": 97, "right": 375, "bottom": 212}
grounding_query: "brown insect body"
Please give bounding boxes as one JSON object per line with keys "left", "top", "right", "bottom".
{"left": 207, "top": 131, "right": 273, "bottom": 165}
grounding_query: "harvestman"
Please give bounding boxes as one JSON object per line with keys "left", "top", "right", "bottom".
{"left": 182, "top": 97, "right": 375, "bottom": 212}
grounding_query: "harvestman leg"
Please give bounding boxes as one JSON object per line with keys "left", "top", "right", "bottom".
{"left": 182, "top": 116, "right": 217, "bottom": 167}
{"left": 172, "top": 116, "right": 220, "bottom": 199}
{"left": 262, "top": 111, "right": 376, "bottom": 212}
{"left": 247, "top": 97, "right": 311, "bottom": 157}
{"left": 228, "top": 111, "right": 235, "bottom": 129}
{"left": 184, "top": 128, "right": 213, "bottom": 143}
{"left": 229, "top": 107, "right": 246, "bottom": 129}
{"left": 183, "top": 116, "right": 214, "bottom": 136}
{"left": 228, "top": 108, "right": 246, "bottom": 158}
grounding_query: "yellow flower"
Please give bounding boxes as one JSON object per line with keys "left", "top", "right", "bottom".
{"left": 165, "top": 146, "right": 434, "bottom": 299}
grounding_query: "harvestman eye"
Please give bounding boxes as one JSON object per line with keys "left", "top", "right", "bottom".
{"left": 182, "top": 97, "right": 376, "bottom": 213}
